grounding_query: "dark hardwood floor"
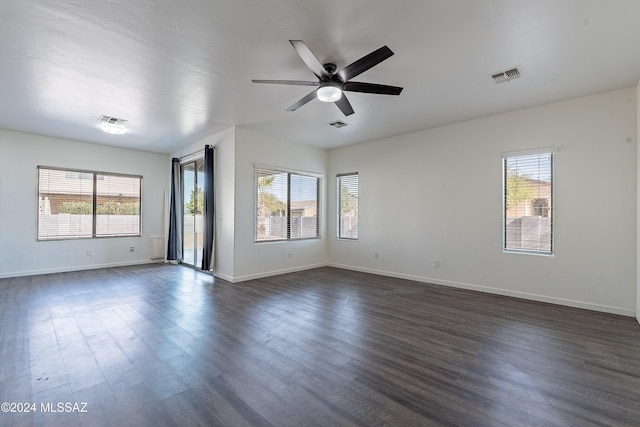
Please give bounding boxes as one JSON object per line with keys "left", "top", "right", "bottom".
{"left": 1, "top": 264, "right": 639, "bottom": 426}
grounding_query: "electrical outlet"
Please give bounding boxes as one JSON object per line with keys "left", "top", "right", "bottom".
{"left": 287, "top": 252, "right": 292, "bottom": 259}
{"left": 374, "top": 252, "right": 379, "bottom": 259}
{"left": 129, "top": 246, "right": 135, "bottom": 252}
{"left": 434, "top": 260, "right": 440, "bottom": 268}
{"left": 86, "top": 250, "right": 92, "bottom": 256}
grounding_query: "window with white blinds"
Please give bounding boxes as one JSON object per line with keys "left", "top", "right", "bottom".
{"left": 255, "top": 167, "right": 320, "bottom": 242}
{"left": 337, "top": 173, "right": 358, "bottom": 240}
{"left": 38, "top": 167, "right": 142, "bottom": 240}
{"left": 503, "top": 151, "right": 553, "bottom": 254}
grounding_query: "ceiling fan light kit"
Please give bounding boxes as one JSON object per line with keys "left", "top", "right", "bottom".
{"left": 317, "top": 84, "right": 342, "bottom": 102}
{"left": 252, "top": 40, "right": 403, "bottom": 116}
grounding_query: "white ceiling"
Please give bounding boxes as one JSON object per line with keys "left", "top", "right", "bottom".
{"left": 1, "top": 1, "right": 640, "bottom": 153}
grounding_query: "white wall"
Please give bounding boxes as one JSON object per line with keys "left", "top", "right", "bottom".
{"left": 0, "top": 129, "right": 169, "bottom": 277}
{"left": 329, "top": 87, "right": 637, "bottom": 316}
{"left": 232, "top": 127, "right": 328, "bottom": 281}
{"left": 170, "top": 127, "right": 236, "bottom": 281}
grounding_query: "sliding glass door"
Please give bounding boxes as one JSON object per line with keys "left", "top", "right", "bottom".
{"left": 181, "top": 159, "right": 204, "bottom": 267}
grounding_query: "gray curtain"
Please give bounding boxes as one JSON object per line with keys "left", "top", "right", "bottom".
{"left": 201, "top": 146, "right": 215, "bottom": 271}
{"left": 167, "top": 158, "right": 182, "bottom": 261}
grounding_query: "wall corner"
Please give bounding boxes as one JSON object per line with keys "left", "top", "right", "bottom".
{"left": 636, "top": 81, "right": 640, "bottom": 325}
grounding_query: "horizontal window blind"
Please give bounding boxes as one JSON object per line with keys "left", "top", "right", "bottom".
{"left": 503, "top": 152, "right": 553, "bottom": 254}
{"left": 290, "top": 174, "right": 319, "bottom": 239}
{"left": 95, "top": 174, "right": 141, "bottom": 237}
{"left": 337, "top": 173, "right": 358, "bottom": 240}
{"left": 38, "top": 167, "right": 141, "bottom": 240}
{"left": 38, "top": 168, "right": 94, "bottom": 239}
{"left": 256, "top": 169, "right": 288, "bottom": 241}
{"left": 255, "top": 168, "right": 319, "bottom": 242}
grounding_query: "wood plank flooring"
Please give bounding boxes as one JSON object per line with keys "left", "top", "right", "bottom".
{"left": 1, "top": 263, "right": 639, "bottom": 426}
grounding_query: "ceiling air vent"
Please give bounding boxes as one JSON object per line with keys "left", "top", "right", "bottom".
{"left": 98, "top": 115, "right": 127, "bottom": 134}
{"left": 491, "top": 66, "right": 521, "bottom": 84}
{"left": 329, "top": 120, "right": 349, "bottom": 128}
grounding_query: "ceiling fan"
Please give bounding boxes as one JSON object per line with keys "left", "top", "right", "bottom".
{"left": 252, "top": 40, "right": 403, "bottom": 116}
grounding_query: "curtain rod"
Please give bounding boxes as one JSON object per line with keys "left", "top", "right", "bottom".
{"left": 177, "top": 145, "right": 212, "bottom": 161}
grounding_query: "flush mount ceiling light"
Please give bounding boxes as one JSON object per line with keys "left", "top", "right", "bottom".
{"left": 98, "top": 115, "right": 127, "bottom": 135}
{"left": 316, "top": 83, "right": 343, "bottom": 102}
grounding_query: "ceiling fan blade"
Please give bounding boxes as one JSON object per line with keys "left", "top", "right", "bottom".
{"left": 335, "top": 94, "right": 355, "bottom": 116}
{"left": 337, "top": 46, "right": 394, "bottom": 82}
{"left": 343, "top": 81, "right": 403, "bottom": 95}
{"left": 252, "top": 79, "right": 319, "bottom": 86}
{"left": 286, "top": 90, "right": 318, "bottom": 111}
{"left": 290, "top": 40, "right": 329, "bottom": 79}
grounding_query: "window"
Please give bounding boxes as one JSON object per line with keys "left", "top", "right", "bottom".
{"left": 38, "top": 167, "right": 142, "bottom": 240}
{"left": 255, "top": 167, "right": 320, "bottom": 242}
{"left": 337, "top": 173, "right": 358, "bottom": 239}
{"left": 503, "top": 151, "right": 553, "bottom": 254}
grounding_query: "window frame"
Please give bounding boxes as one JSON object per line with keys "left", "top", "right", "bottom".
{"left": 337, "top": 172, "right": 359, "bottom": 240}
{"left": 502, "top": 149, "right": 554, "bottom": 255}
{"left": 254, "top": 166, "right": 321, "bottom": 243}
{"left": 37, "top": 166, "right": 143, "bottom": 241}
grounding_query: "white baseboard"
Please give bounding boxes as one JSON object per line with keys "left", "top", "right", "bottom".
{"left": 329, "top": 263, "right": 636, "bottom": 317}
{"left": 230, "top": 262, "right": 329, "bottom": 283}
{"left": 637, "top": 313, "right": 640, "bottom": 326}
{"left": 0, "top": 259, "right": 162, "bottom": 279}
{"left": 212, "top": 271, "right": 235, "bottom": 283}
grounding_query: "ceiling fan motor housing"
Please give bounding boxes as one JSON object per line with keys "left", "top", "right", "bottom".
{"left": 323, "top": 63, "right": 338, "bottom": 76}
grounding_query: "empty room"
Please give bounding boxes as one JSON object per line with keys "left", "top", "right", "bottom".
{"left": 1, "top": 1, "right": 640, "bottom": 426}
